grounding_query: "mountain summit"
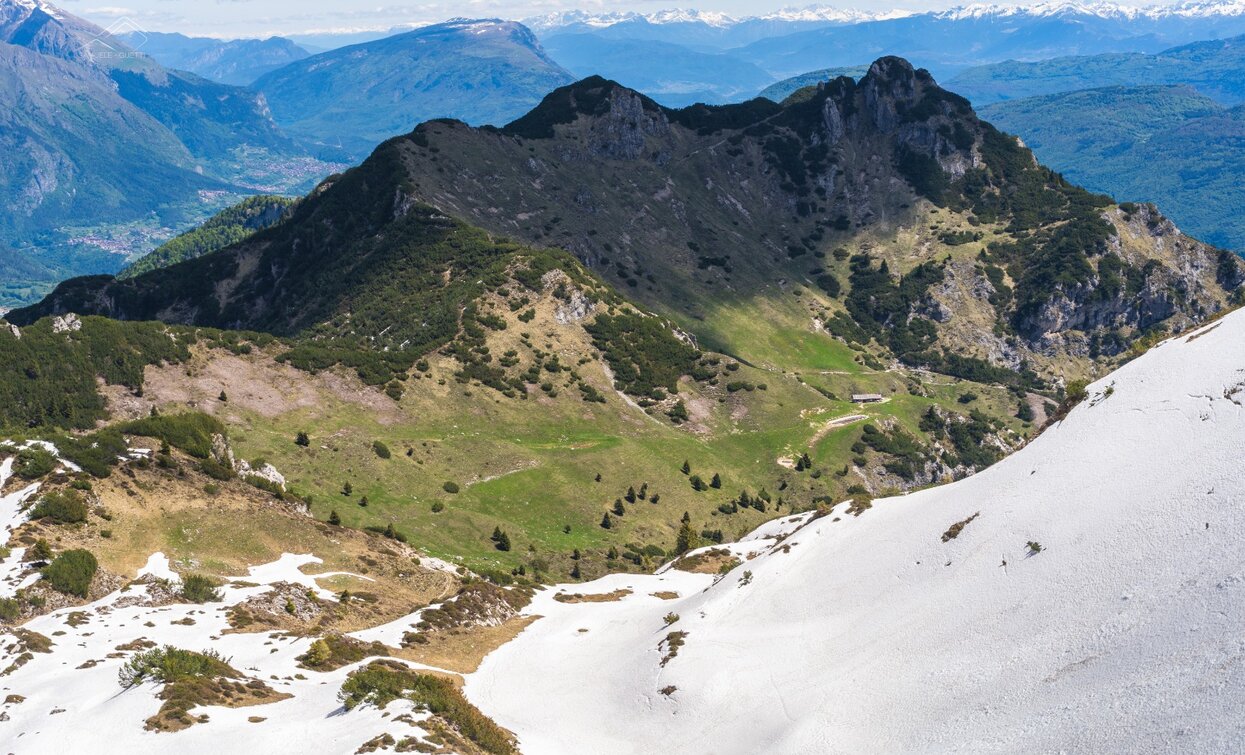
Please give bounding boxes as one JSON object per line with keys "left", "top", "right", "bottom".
{"left": 16, "top": 57, "right": 1239, "bottom": 389}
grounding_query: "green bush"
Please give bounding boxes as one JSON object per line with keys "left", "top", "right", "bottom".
{"left": 42, "top": 549, "right": 98, "bottom": 598}
{"left": 180, "top": 574, "right": 223, "bottom": 604}
{"left": 30, "top": 490, "right": 88, "bottom": 524}
{"left": 372, "top": 440, "right": 391, "bottom": 459}
{"left": 13, "top": 448, "right": 56, "bottom": 480}
{"left": 0, "top": 598, "right": 19, "bottom": 622}
{"left": 442, "top": 481, "right": 459, "bottom": 494}
{"left": 118, "top": 646, "right": 235, "bottom": 688}
{"left": 114, "top": 412, "right": 225, "bottom": 459}
{"left": 340, "top": 661, "right": 515, "bottom": 754}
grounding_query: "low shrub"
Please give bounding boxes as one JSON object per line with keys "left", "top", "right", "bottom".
{"left": 42, "top": 549, "right": 97, "bottom": 598}
{"left": 29, "top": 490, "right": 88, "bottom": 524}
{"left": 340, "top": 661, "right": 515, "bottom": 754}
{"left": 180, "top": 574, "right": 223, "bottom": 604}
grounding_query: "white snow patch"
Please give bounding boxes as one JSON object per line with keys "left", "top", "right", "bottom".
{"left": 464, "top": 308, "right": 1245, "bottom": 753}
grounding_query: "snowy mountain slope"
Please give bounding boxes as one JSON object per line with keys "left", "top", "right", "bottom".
{"left": 463, "top": 309, "right": 1245, "bottom": 753}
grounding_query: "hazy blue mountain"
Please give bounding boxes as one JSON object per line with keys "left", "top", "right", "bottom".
{"left": 979, "top": 85, "right": 1245, "bottom": 250}
{"left": 757, "top": 65, "right": 870, "bottom": 102}
{"left": 121, "top": 32, "right": 311, "bottom": 85}
{"left": 542, "top": 33, "right": 775, "bottom": 106}
{"left": 949, "top": 35, "right": 1245, "bottom": 105}
{"left": 525, "top": 8, "right": 890, "bottom": 50}
{"left": 0, "top": 0, "right": 326, "bottom": 308}
{"left": 254, "top": 19, "right": 574, "bottom": 159}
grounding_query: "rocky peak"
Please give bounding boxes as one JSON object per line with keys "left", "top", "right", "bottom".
{"left": 503, "top": 75, "right": 672, "bottom": 161}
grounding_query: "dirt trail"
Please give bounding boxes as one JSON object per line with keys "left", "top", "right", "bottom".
{"left": 778, "top": 413, "right": 869, "bottom": 467}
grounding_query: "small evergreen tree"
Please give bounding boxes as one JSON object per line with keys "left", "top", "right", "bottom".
{"left": 625, "top": 486, "right": 637, "bottom": 503}
{"left": 571, "top": 549, "right": 581, "bottom": 561}
{"left": 570, "top": 563, "right": 581, "bottom": 579}
{"left": 594, "top": 473, "right": 602, "bottom": 482}
{"left": 710, "top": 473, "right": 721, "bottom": 489}
{"left": 600, "top": 513, "right": 613, "bottom": 529}
{"left": 675, "top": 520, "right": 698, "bottom": 555}
{"left": 689, "top": 475, "right": 707, "bottom": 491}
{"left": 358, "top": 496, "right": 369, "bottom": 507}
{"left": 496, "top": 531, "right": 512, "bottom": 552}
{"left": 1017, "top": 400, "right": 1035, "bottom": 422}
{"left": 613, "top": 499, "right": 626, "bottom": 516}
{"left": 295, "top": 431, "right": 310, "bottom": 447}
{"left": 638, "top": 483, "right": 648, "bottom": 500}
{"left": 218, "top": 390, "right": 228, "bottom": 402}
{"left": 607, "top": 546, "right": 619, "bottom": 560}
{"left": 328, "top": 510, "right": 341, "bottom": 526}
{"left": 681, "top": 460, "right": 691, "bottom": 475}
{"left": 342, "top": 482, "right": 352, "bottom": 496}
{"left": 681, "top": 511, "right": 691, "bottom": 524}
{"left": 650, "top": 493, "right": 660, "bottom": 505}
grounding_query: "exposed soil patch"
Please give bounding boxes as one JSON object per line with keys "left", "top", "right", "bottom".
{"left": 672, "top": 548, "right": 741, "bottom": 574}
{"left": 553, "top": 589, "right": 631, "bottom": 603}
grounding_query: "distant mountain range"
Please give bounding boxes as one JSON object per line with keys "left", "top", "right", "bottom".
{"left": 541, "top": 34, "right": 773, "bottom": 106}
{"left": 253, "top": 19, "right": 574, "bottom": 159}
{"left": 525, "top": 2, "right": 1245, "bottom": 107}
{"left": 0, "top": 0, "right": 331, "bottom": 308}
{"left": 120, "top": 32, "right": 311, "bottom": 85}
{"left": 949, "top": 34, "right": 1245, "bottom": 104}
{"left": 978, "top": 85, "right": 1245, "bottom": 252}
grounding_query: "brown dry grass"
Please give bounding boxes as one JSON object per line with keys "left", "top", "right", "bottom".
{"left": 395, "top": 616, "right": 539, "bottom": 676}
{"left": 552, "top": 589, "right": 631, "bottom": 603}
{"left": 12, "top": 460, "right": 457, "bottom": 635}
{"left": 672, "top": 548, "right": 741, "bottom": 574}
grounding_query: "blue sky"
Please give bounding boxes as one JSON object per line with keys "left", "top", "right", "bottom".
{"left": 58, "top": 0, "right": 1055, "bottom": 38}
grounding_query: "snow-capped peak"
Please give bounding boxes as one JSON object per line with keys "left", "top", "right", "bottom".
{"left": 522, "top": 5, "right": 912, "bottom": 32}
{"left": 935, "top": 0, "right": 1245, "bottom": 21}
{"left": 757, "top": 5, "right": 914, "bottom": 23}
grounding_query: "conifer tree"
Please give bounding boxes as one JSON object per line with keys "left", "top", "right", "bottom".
{"left": 675, "top": 519, "right": 698, "bottom": 555}
{"left": 328, "top": 510, "right": 341, "bottom": 526}
{"left": 600, "top": 513, "right": 612, "bottom": 529}
{"left": 710, "top": 473, "right": 722, "bottom": 489}
{"left": 613, "top": 499, "right": 626, "bottom": 516}
{"left": 681, "top": 460, "right": 691, "bottom": 475}
{"left": 626, "top": 486, "right": 637, "bottom": 503}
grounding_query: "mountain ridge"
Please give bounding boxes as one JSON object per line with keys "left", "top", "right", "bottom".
{"left": 14, "top": 57, "right": 1240, "bottom": 388}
